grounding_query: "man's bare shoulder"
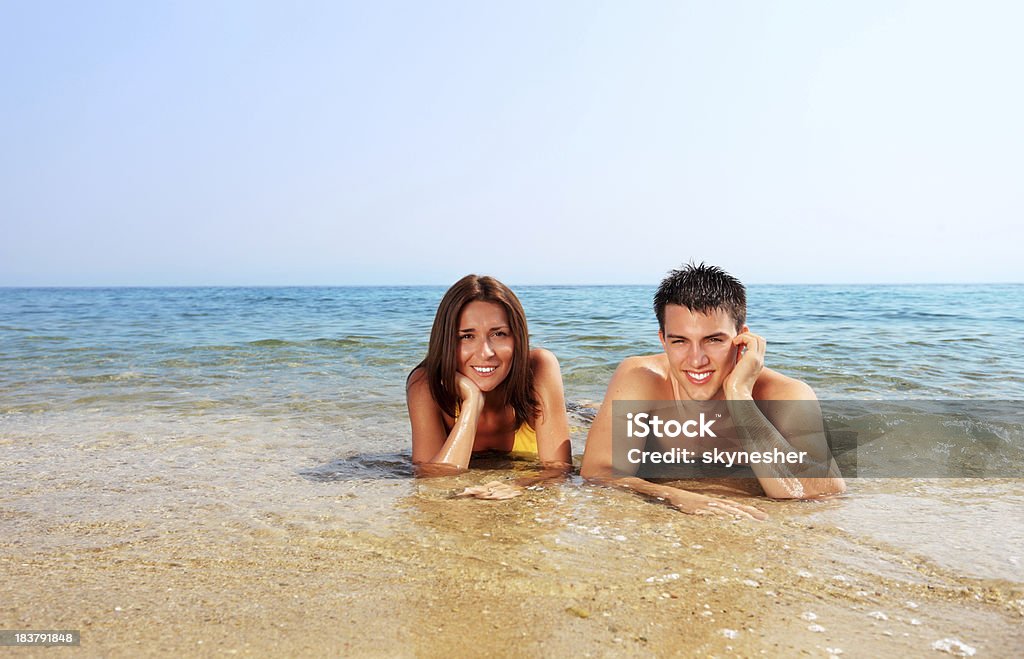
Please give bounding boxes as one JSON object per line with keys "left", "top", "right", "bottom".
{"left": 617, "top": 353, "right": 671, "bottom": 377}
{"left": 609, "top": 354, "right": 673, "bottom": 398}
{"left": 753, "top": 368, "right": 817, "bottom": 401}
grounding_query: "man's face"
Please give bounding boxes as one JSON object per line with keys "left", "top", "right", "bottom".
{"left": 659, "top": 304, "right": 746, "bottom": 401}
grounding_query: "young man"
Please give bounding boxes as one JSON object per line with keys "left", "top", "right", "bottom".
{"left": 580, "top": 263, "right": 846, "bottom": 519}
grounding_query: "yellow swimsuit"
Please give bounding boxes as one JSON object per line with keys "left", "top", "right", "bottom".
{"left": 511, "top": 421, "right": 538, "bottom": 455}
{"left": 452, "top": 409, "right": 538, "bottom": 456}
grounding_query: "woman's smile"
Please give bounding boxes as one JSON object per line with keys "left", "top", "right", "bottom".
{"left": 458, "top": 300, "right": 514, "bottom": 392}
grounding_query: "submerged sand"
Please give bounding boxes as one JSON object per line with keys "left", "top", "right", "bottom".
{"left": 3, "top": 469, "right": 1023, "bottom": 658}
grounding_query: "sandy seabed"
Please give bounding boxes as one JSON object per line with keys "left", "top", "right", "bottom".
{"left": 3, "top": 468, "right": 1023, "bottom": 659}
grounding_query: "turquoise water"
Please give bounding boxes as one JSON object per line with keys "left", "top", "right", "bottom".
{"left": 2, "top": 285, "right": 1023, "bottom": 584}
{"left": 2, "top": 285, "right": 1023, "bottom": 420}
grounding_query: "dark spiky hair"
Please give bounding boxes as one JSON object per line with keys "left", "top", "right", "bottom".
{"left": 654, "top": 262, "right": 746, "bottom": 332}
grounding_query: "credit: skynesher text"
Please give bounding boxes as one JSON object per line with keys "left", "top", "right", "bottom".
{"left": 627, "top": 447, "right": 808, "bottom": 468}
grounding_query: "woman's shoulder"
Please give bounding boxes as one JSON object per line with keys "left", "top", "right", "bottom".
{"left": 406, "top": 366, "right": 430, "bottom": 395}
{"left": 528, "top": 348, "right": 564, "bottom": 399}
{"left": 528, "top": 347, "right": 562, "bottom": 379}
{"left": 406, "top": 366, "right": 453, "bottom": 423}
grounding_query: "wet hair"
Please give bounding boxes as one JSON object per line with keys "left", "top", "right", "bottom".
{"left": 654, "top": 262, "right": 746, "bottom": 332}
{"left": 416, "top": 274, "right": 536, "bottom": 427}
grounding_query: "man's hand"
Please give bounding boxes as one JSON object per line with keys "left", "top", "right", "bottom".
{"left": 724, "top": 331, "right": 766, "bottom": 400}
{"left": 664, "top": 488, "right": 768, "bottom": 520}
{"left": 454, "top": 480, "right": 524, "bottom": 500}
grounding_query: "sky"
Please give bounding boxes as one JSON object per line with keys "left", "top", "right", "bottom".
{"left": 1, "top": 1, "right": 1022, "bottom": 286}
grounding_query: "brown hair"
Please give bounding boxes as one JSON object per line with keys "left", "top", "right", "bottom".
{"left": 417, "top": 275, "right": 537, "bottom": 427}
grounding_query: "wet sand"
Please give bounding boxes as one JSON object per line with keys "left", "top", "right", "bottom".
{"left": 3, "top": 466, "right": 1023, "bottom": 658}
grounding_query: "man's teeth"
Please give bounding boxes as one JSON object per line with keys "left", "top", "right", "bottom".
{"left": 473, "top": 366, "right": 497, "bottom": 373}
{"left": 687, "top": 371, "right": 711, "bottom": 381}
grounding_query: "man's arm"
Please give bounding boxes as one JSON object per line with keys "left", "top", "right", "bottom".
{"left": 725, "top": 333, "right": 846, "bottom": 499}
{"left": 580, "top": 357, "right": 768, "bottom": 520}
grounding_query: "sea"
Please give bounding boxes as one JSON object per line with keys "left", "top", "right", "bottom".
{"left": 2, "top": 284, "right": 1023, "bottom": 586}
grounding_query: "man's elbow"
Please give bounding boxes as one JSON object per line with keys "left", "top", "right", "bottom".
{"left": 763, "top": 477, "right": 846, "bottom": 500}
{"left": 809, "top": 475, "right": 847, "bottom": 498}
{"left": 824, "top": 477, "right": 847, "bottom": 496}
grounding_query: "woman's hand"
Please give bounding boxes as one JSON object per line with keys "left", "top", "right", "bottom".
{"left": 456, "top": 372, "right": 485, "bottom": 413}
{"left": 455, "top": 480, "right": 524, "bottom": 500}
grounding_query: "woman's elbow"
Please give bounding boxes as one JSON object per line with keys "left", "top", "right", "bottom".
{"left": 413, "top": 461, "right": 466, "bottom": 478}
{"left": 580, "top": 462, "right": 613, "bottom": 483}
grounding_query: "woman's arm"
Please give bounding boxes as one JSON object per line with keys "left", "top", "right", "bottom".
{"left": 451, "top": 351, "right": 572, "bottom": 498}
{"left": 529, "top": 349, "right": 573, "bottom": 468}
{"left": 407, "top": 369, "right": 483, "bottom": 473}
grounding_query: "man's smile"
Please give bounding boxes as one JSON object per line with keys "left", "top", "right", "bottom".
{"left": 685, "top": 370, "right": 713, "bottom": 384}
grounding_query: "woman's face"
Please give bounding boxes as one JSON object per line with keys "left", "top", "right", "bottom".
{"left": 457, "top": 300, "right": 515, "bottom": 393}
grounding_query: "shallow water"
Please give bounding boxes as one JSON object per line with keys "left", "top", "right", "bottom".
{"left": 2, "top": 285, "right": 1024, "bottom": 592}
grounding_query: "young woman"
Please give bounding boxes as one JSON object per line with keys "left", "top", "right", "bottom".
{"left": 407, "top": 275, "right": 572, "bottom": 478}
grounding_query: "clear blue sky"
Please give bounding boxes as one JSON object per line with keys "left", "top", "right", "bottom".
{"left": 2, "top": 1, "right": 1021, "bottom": 286}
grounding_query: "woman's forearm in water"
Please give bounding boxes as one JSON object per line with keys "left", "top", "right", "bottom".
{"left": 424, "top": 398, "right": 483, "bottom": 472}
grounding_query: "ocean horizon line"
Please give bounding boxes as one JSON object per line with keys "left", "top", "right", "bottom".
{"left": 2, "top": 281, "right": 1022, "bottom": 290}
